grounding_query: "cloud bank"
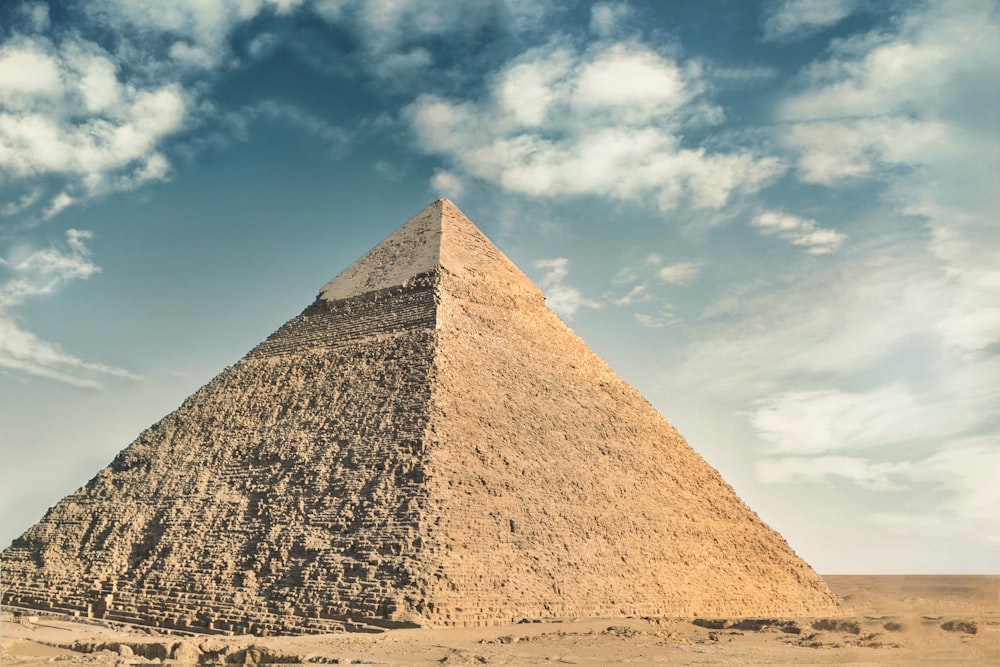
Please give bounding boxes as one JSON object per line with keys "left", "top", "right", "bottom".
{"left": 407, "top": 39, "right": 783, "bottom": 213}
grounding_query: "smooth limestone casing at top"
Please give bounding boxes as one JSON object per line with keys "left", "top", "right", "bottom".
{"left": 1, "top": 200, "right": 839, "bottom": 635}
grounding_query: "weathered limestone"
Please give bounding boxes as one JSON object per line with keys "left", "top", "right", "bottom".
{"left": 1, "top": 200, "right": 839, "bottom": 635}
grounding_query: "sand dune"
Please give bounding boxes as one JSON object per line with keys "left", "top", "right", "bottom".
{"left": 2, "top": 575, "right": 995, "bottom": 666}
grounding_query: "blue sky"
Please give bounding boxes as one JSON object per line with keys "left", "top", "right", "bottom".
{"left": 0, "top": 0, "right": 997, "bottom": 574}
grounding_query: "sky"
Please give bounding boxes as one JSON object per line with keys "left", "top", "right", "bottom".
{"left": 0, "top": 0, "right": 997, "bottom": 575}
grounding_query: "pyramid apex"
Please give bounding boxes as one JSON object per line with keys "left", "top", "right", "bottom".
{"left": 318, "top": 200, "right": 539, "bottom": 302}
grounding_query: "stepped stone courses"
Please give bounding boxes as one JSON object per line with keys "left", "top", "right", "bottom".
{"left": 1, "top": 200, "right": 839, "bottom": 635}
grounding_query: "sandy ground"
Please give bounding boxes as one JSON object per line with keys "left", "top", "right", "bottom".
{"left": 2, "top": 575, "right": 996, "bottom": 666}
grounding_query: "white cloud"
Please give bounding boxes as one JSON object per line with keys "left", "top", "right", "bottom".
{"left": 535, "top": 258, "right": 601, "bottom": 319}
{"left": 686, "top": 257, "right": 922, "bottom": 389}
{"left": 0, "top": 230, "right": 136, "bottom": 387}
{"left": 635, "top": 305, "right": 677, "bottom": 329}
{"left": 756, "top": 455, "right": 909, "bottom": 491}
{"left": 909, "top": 446, "right": 1000, "bottom": 529}
{"left": 936, "top": 302, "right": 1000, "bottom": 354}
{"left": 0, "top": 319, "right": 135, "bottom": 388}
{"left": 590, "top": 2, "right": 634, "bottom": 39}
{"left": 0, "top": 35, "right": 187, "bottom": 217}
{"left": 573, "top": 44, "right": 689, "bottom": 116}
{"left": 605, "top": 253, "right": 696, "bottom": 314}
{"left": 612, "top": 266, "right": 641, "bottom": 287}
{"left": 0, "top": 43, "right": 61, "bottom": 103}
{"left": 493, "top": 48, "right": 574, "bottom": 127}
{"left": 761, "top": 0, "right": 859, "bottom": 42}
{"left": 708, "top": 64, "right": 779, "bottom": 84}
{"left": 269, "top": 0, "right": 302, "bottom": 12}
{"left": 310, "top": 0, "right": 546, "bottom": 81}
{"left": 751, "top": 210, "right": 845, "bottom": 254}
{"left": 782, "top": 118, "right": 957, "bottom": 185}
{"left": 41, "top": 192, "right": 75, "bottom": 220}
{"left": 656, "top": 262, "right": 700, "bottom": 285}
{"left": 407, "top": 39, "right": 783, "bottom": 214}
{"left": 671, "top": 240, "right": 998, "bottom": 459}
{"left": 869, "top": 444, "right": 1000, "bottom": 545}
{"left": 749, "top": 384, "right": 961, "bottom": 455}
{"left": 168, "top": 41, "right": 219, "bottom": 71}
{"left": 235, "top": 100, "right": 350, "bottom": 157}
{"left": 114, "top": 153, "right": 171, "bottom": 192}
{"left": 372, "top": 47, "right": 434, "bottom": 81}
{"left": 247, "top": 32, "right": 280, "bottom": 60}
{"left": 1, "top": 190, "right": 41, "bottom": 217}
{"left": 430, "top": 170, "right": 465, "bottom": 199}
{"left": 315, "top": 0, "right": 486, "bottom": 51}
{"left": 778, "top": 1, "right": 1000, "bottom": 182}
{"left": 17, "top": 2, "right": 51, "bottom": 32}
{"left": 760, "top": 444, "right": 1000, "bottom": 546}
{"left": 500, "top": 0, "right": 554, "bottom": 34}
{"left": 0, "top": 0, "right": 323, "bottom": 225}
{"left": 1, "top": 230, "right": 99, "bottom": 308}
{"left": 611, "top": 283, "right": 651, "bottom": 306}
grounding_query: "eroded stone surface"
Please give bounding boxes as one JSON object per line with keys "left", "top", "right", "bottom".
{"left": 1, "top": 200, "right": 839, "bottom": 635}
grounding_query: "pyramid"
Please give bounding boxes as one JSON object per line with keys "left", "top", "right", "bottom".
{"left": 2, "top": 200, "right": 838, "bottom": 635}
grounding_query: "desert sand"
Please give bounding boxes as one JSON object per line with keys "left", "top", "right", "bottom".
{"left": 2, "top": 575, "right": 995, "bottom": 666}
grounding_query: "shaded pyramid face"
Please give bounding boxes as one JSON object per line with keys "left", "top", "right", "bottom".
{"left": 2, "top": 200, "right": 838, "bottom": 635}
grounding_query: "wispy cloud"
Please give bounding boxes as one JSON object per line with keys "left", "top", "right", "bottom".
{"left": 1, "top": 189, "right": 41, "bottom": 217}
{"left": 589, "top": 2, "right": 636, "bottom": 39}
{"left": 667, "top": 236, "right": 998, "bottom": 554}
{"left": 535, "top": 258, "right": 601, "bottom": 319}
{"left": 870, "top": 444, "right": 1000, "bottom": 545}
{"left": 761, "top": 0, "right": 859, "bottom": 42}
{"left": 635, "top": 305, "right": 678, "bottom": 329}
{"left": 751, "top": 210, "right": 845, "bottom": 255}
{"left": 430, "top": 170, "right": 465, "bottom": 199}
{"left": 229, "top": 100, "right": 351, "bottom": 157}
{"left": 604, "top": 253, "right": 699, "bottom": 324}
{"left": 656, "top": 261, "right": 701, "bottom": 285}
{"left": 0, "top": 230, "right": 100, "bottom": 309}
{"left": 761, "top": 443, "right": 1000, "bottom": 546}
{"left": 680, "top": 247, "right": 968, "bottom": 399}
{"left": 611, "top": 283, "right": 651, "bottom": 307}
{"left": 81, "top": 0, "right": 302, "bottom": 72}
{"left": 0, "top": 230, "right": 137, "bottom": 387}
{"left": 749, "top": 384, "right": 961, "bottom": 455}
{"left": 309, "top": 0, "right": 551, "bottom": 83}
{"left": 407, "top": 38, "right": 783, "bottom": 214}
{"left": 756, "top": 455, "right": 910, "bottom": 491}
{"left": 779, "top": 0, "right": 1000, "bottom": 351}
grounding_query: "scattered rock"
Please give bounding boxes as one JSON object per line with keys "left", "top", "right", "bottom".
{"left": 601, "top": 626, "right": 646, "bottom": 639}
{"left": 941, "top": 620, "right": 978, "bottom": 634}
{"left": 170, "top": 640, "right": 201, "bottom": 663}
{"left": 811, "top": 619, "right": 861, "bottom": 635}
